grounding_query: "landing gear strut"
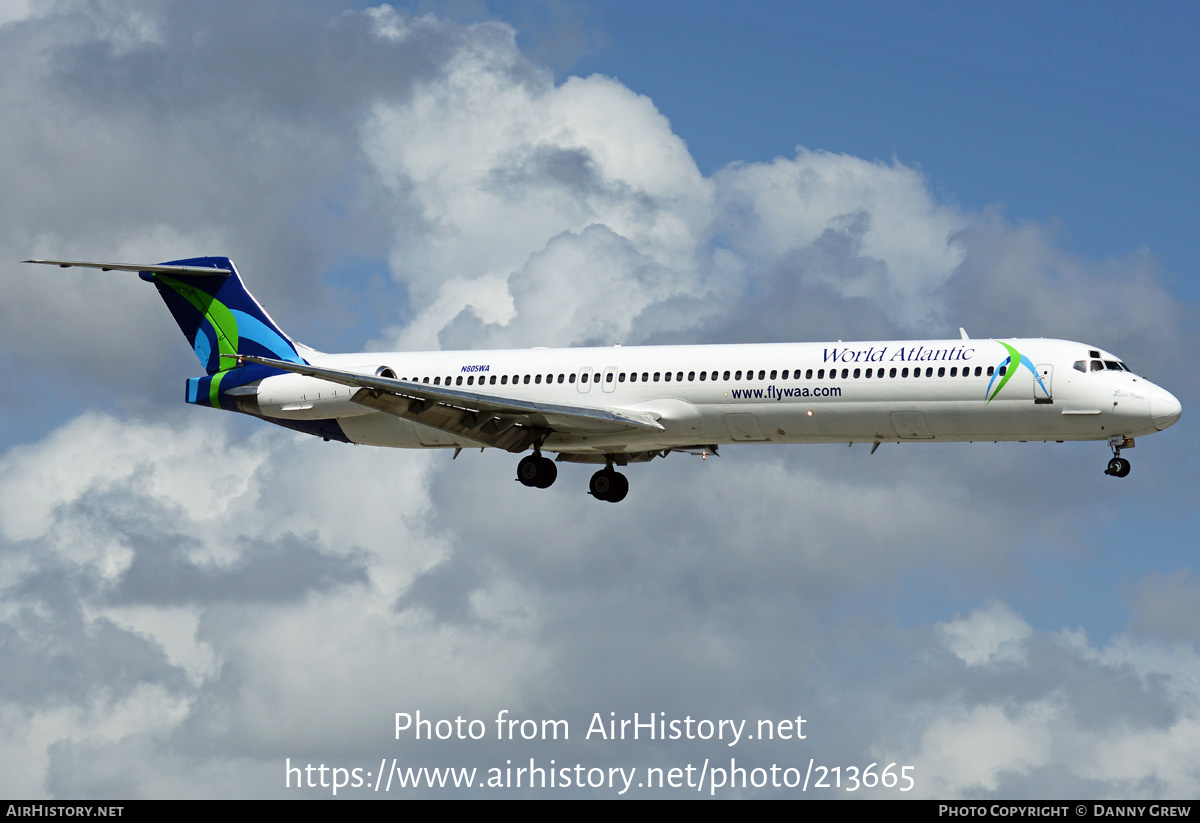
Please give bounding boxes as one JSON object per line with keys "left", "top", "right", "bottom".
{"left": 1105, "top": 439, "right": 1131, "bottom": 478}
{"left": 589, "top": 463, "right": 629, "bottom": 503}
{"left": 516, "top": 452, "right": 557, "bottom": 488}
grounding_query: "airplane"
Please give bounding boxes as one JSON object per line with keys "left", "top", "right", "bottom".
{"left": 25, "top": 256, "right": 1182, "bottom": 502}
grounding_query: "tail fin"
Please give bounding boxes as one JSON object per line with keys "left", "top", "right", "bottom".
{"left": 24, "top": 256, "right": 305, "bottom": 375}
{"left": 141, "top": 256, "right": 304, "bottom": 374}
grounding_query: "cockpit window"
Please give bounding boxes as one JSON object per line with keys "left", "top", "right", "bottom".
{"left": 1073, "top": 360, "right": 1086, "bottom": 373}
{"left": 1091, "top": 360, "right": 1104, "bottom": 372}
{"left": 1105, "top": 361, "right": 1122, "bottom": 370}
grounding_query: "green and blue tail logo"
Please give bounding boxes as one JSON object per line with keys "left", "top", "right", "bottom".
{"left": 140, "top": 256, "right": 306, "bottom": 409}
{"left": 141, "top": 256, "right": 303, "bottom": 374}
{"left": 985, "top": 341, "right": 1050, "bottom": 403}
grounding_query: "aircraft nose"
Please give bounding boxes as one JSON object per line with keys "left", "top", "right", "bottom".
{"left": 1151, "top": 390, "right": 1182, "bottom": 431}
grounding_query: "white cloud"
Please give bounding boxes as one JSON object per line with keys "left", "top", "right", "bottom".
{"left": 0, "top": 0, "right": 46, "bottom": 28}
{"left": 912, "top": 703, "right": 1055, "bottom": 797}
{"left": 940, "top": 601, "right": 1034, "bottom": 666}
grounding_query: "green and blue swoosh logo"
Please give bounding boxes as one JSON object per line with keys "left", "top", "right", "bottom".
{"left": 985, "top": 342, "right": 1050, "bottom": 403}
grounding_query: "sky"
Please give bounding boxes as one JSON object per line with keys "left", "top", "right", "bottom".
{"left": 0, "top": 0, "right": 1198, "bottom": 799}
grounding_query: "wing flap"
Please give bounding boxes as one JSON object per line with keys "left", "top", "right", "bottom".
{"left": 350, "top": 388, "right": 538, "bottom": 452}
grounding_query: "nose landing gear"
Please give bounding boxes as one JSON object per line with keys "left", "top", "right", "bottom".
{"left": 1106, "top": 457, "right": 1131, "bottom": 477}
{"left": 1105, "top": 438, "right": 1132, "bottom": 478}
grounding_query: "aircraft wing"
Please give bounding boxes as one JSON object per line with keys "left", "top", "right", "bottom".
{"left": 233, "top": 354, "right": 665, "bottom": 453}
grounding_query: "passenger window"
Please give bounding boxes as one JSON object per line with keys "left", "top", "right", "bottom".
{"left": 806, "top": 369, "right": 813, "bottom": 379}
{"left": 781, "top": 370, "right": 789, "bottom": 379}
{"left": 853, "top": 368, "right": 861, "bottom": 378}
{"left": 558, "top": 374, "right": 564, "bottom": 383}
{"left": 664, "top": 372, "right": 672, "bottom": 382}
{"left": 735, "top": 370, "right": 742, "bottom": 380}
{"left": 567, "top": 374, "right": 574, "bottom": 383}
{"left": 841, "top": 368, "right": 848, "bottom": 378}
{"left": 523, "top": 375, "right": 530, "bottom": 384}
{"left": 698, "top": 372, "right": 706, "bottom": 381}
{"left": 606, "top": 372, "right": 614, "bottom": 383}
{"left": 758, "top": 370, "right": 766, "bottom": 380}
{"left": 770, "top": 370, "right": 778, "bottom": 380}
{"left": 688, "top": 371, "right": 695, "bottom": 381}
{"left": 501, "top": 375, "right": 508, "bottom": 385}
{"left": 653, "top": 372, "right": 660, "bottom": 381}
{"left": 986, "top": 367, "right": 994, "bottom": 377}
{"left": 937, "top": 367, "right": 945, "bottom": 377}
{"left": 902, "top": 368, "right": 909, "bottom": 377}
{"left": 534, "top": 374, "right": 541, "bottom": 384}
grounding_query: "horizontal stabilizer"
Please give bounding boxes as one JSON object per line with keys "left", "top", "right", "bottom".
{"left": 23, "top": 259, "right": 231, "bottom": 276}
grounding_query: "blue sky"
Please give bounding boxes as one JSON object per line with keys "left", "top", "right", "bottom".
{"left": 570, "top": 1, "right": 1200, "bottom": 287}
{"left": 0, "top": 0, "right": 1197, "bottom": 799}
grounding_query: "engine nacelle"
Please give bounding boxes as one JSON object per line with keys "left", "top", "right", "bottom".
{"left": 254, "top": 371, "right": 375, "bottom": 420}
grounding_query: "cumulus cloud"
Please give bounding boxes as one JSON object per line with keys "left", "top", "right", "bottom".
{"left": 901, "top": 609, "right": 1198, "bottom": 798}
{"left": 940, "top": 601, "right": 1033, "bottom": 666}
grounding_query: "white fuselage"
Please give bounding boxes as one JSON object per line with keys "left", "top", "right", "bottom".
{"left": 251, "top": 337, "right": 1181, "bottom": 456}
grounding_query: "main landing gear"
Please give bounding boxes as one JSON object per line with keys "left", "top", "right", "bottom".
{"left": 1105, "top": 438, "right": 1132, "bottom": 478}
{"left": 514, "top": 452, "right": 630, "bottom": 502}
{"left": 588, "top": 466, "right": 629, "bottom": 503}
{"left": 516, "top": 452, "right": 557, "bottom": 488}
